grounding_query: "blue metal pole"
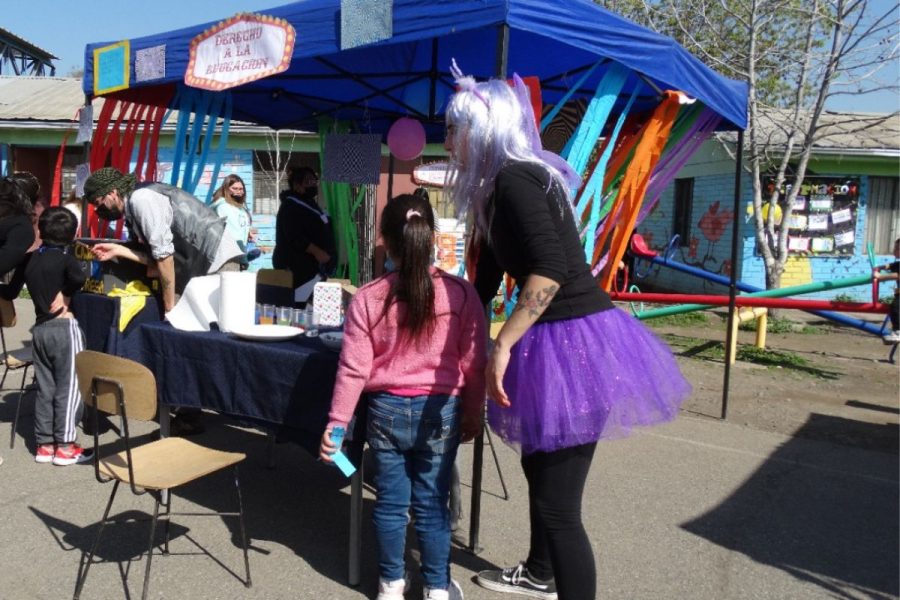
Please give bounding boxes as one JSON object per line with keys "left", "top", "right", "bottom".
{"left": 648, "top": 254, "right": 883, "bottom": 335}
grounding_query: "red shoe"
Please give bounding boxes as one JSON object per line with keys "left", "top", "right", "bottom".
{"left": 52, "top": 443, "right": 93, "bottom": 466}
{"left": 35, "top": 444, "right": 55, "bottom": 464}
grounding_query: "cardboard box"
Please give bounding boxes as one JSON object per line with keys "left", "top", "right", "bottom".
{"left": 74, "top": 239, "right": 159, "bottom": 295}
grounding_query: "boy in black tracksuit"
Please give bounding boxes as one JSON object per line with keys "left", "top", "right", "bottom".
{"left": 21, "top": 208, "right": 89, "bottom": 465}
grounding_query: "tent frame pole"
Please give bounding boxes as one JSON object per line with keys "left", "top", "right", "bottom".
{"left": 468, "top": 22, "right": 509, "bottom": 556}
{"left": 721, "top": 130, "right": 745, "bottom": 419}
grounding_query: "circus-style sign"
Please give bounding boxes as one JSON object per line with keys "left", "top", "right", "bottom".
{"left": 185, "top": 13, "right": 295, "bottom": 91}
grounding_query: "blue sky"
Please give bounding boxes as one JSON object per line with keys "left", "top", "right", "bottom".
{"left": 5, "top": 0, "right": 898, "bottom": 113}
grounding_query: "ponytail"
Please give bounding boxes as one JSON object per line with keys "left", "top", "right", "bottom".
{"left": 380, "top": 194, "right": 436, "bottom": 339}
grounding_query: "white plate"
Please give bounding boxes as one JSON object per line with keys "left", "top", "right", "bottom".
{"left": 319, "top": 331, "right": 344, "bottom": 351}
{"left": 229, "top": 324, "right": 303, "bottom": 341}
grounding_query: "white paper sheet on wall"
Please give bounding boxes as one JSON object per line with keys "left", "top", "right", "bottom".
{"left": 811, "top": 237, "right": 834, "bottom": 252}
{"left": 807, "top": 213, "right": 829, "bottom": 231}
{"left": 834, "top": 230, "right": 855, "bottom": 247}
{"left": 788, "top": 237, "right": 810, "bottom": 251}
{"left": 831, "top": 208, "right": 852, "bottom": 224}
{"left": 788, "top": 214, "right": 807, "bottom": 230}
{"left": 75, "top": 106, "right": 93, "bottom": 144}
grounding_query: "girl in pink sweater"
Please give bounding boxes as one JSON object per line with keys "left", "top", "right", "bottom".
{"left": 320, "top": 194, "right": 486, "bottom": 600}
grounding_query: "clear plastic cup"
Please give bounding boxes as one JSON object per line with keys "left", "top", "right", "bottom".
{"left": 277, "top": 306, "right": 293, "bottom": 326}
{"left": 292, "top": 308, "right": 307, "bottom": 329}
{"left": 305, "top": 306, "right": 319, "bottom": 337}
{"left": 260, "top": 304, "right": 276, "bottom": 325}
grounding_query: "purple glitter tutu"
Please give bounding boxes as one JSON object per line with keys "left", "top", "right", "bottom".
{"left": 488, "top": 307, "right": 691, "bottom": 455}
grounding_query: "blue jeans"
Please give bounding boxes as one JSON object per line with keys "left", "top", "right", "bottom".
{"left": 367, "top": 392, "right": 461, "bottom": 590}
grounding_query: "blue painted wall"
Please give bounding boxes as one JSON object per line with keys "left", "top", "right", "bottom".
{"left": 638, "top": 140, "right": 897, "bottom": 302}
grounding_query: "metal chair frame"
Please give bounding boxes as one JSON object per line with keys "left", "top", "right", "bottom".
{"left": 1, "top": 299, "right": 34, "bottom": 449}
{"left": 72, "top": 355, "right": 251, "bottom": 600}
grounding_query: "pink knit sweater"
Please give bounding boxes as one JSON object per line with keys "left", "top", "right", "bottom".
{"left": 327, "top": 268, "right": 487, "bottom": 430}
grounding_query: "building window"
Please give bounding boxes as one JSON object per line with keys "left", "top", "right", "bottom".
{"left": 864, "top": 176, "right": 899, "bottom": 255}
{"left": 673, "top": 178, "right": 694, "bottom": 244}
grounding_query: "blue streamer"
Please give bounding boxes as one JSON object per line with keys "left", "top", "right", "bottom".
{"left": 204, "top": 94, "right": 233, "bottom": 204}
{"left": 169, "top": 86, "right": 193, "bottom": 186}
{"left": 581, "top": 83, "right": 640, "bottom": 262}
{"left": 564, "top": 63, "right": 630, "bottom": 177}
{"left": 181, "top": 91, "right": 214, "bottom": 192}
{"left": 539, "top": 61, "right": 602, "bottom": 133}
{"left": 186, "top": 93, "right": 221, "bottom": 193}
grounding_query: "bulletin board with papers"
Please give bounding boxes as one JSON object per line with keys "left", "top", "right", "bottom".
{"left": 766, "top": 177, "right": 860, "bottom": 256}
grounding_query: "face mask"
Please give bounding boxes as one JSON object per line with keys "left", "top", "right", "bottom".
{"left": 94, "top": 204, "right": 123, "bottom": 221}
{"left": 231, "top": 193, "right": 245, "bottom": 201}
{"left": 299, "top": 189, "right": 317, "bottom": 201}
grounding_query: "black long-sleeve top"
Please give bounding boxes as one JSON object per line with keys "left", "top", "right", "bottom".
{"left": 24, "top": 246, "right": 86, "bottom": 325}
{"left": 0, "top": 214, "right": 34, "bottom": 273}
{"left": 473, "top": 161, "right": 613, "bottom": 322}
{"left": 0, "top": 214, "right": 36, "bottom": 301}
{"left": 272, "top": 191, "right": 336, "bottom": 287}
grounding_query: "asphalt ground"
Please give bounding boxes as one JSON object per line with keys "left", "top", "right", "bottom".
{"left": 1, "top": 299, "right": 897, "bottom": 600}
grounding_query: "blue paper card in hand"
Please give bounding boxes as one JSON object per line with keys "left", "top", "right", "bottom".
{"left": 329, "top": 426, "right": 357, "bottom": 477}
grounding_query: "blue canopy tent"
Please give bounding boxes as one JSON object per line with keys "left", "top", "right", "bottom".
{"left": 83, "top": 0, "right": 747, "bottom": 134}
{"left": 82, "top": 0, "right": 750, "bottom": 582}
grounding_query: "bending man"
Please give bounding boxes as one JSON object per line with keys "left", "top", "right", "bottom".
{"left": 83, "top": 168, "right": 243, "bottom": 312}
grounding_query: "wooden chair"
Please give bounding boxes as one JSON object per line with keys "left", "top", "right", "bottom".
{"left": 72, "top": 350, "right": 251, "bottom": 600}
{"left": 255, "top": 268, "right": 294, "bottom": 307}
{"left": 1, "top": 297, "right": 34, "bottom": 449}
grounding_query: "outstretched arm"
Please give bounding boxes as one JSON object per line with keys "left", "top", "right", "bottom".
{"left": 486, "top": 274, "right": 559, "bottom": 407}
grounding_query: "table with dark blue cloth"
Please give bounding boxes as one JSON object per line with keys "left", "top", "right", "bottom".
{"left": 126, "top": 321, "right": 365, "bottom": 584}
{"left": 71, "top": 293, "right": 162, "bottom": 358}
{"left": 127, "top": 321, "right": 341, "bottom": 453}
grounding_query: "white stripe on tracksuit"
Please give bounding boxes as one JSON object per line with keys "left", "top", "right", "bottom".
{"left": 62, "top": 318, "right": 84, "bottom": 443}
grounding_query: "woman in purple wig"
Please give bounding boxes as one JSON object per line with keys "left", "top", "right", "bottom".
{"left": 444, "top": 65, "right": 691, "bottom": 600}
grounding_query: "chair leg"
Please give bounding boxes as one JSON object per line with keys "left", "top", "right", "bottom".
{"left": 234, "top": 465, "right": 252, "bottom": 588}
{"left": 74, "top": 480, "right": 120, "bottom": 600}
{"left": 10, "top": 366, "right": 29, "bottom": 449}
{"left": 140, "top": 494, "right": 162, "bottom": 600}
{"left": 163, "top": 491, "right": 172, "bottom": 555}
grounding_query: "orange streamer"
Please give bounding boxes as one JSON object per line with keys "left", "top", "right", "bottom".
{"left": 597, "top": 92, "right": 683, "bottom": 290}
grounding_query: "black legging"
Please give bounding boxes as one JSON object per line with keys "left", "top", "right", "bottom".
{"left": 522, "top": 441, "right": 598, "bottom": 600}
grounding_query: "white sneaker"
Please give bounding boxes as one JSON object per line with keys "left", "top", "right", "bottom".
{"left": 377, "top": 577, "right": 406, "bottom": 600}
{"left": 424, "top": 579, "right": 463, "bottom": 600}
{"left": 883, "top": 329, "right": 900, "bottom": 344}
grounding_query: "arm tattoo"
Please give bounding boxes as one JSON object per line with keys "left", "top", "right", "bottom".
{"left": 513, "top": 284, "right": 559, "bottom": 319}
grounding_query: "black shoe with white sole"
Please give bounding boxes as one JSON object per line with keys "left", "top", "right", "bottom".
{"left": 475, "top": 562, "right": 557, "bottom": 599}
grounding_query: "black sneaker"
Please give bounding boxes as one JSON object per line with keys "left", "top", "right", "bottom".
{"left": 475, "top": 562, "right": 557, "bottom": 599}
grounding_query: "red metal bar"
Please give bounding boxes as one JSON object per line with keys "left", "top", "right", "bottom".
{"left": 611, "top": 292, "right": 890, "bottom": 313}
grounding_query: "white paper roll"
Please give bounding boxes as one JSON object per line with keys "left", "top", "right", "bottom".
{"left": 218, "top": 271, "right": 257, "bottom": 333}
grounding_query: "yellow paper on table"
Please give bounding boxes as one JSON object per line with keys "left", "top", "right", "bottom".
{"left": 107, "top": 280, "right": 152, "bottom": 332}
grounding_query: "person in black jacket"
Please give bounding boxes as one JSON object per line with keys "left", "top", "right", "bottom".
{"left": 4, "top": 208, "right": 89, "bottom": 465}
{"left": 445, "top": 71, "right": 690, "bottom": 600}
{"left": 272, "top": 167, "right": 336, "bottom": 304}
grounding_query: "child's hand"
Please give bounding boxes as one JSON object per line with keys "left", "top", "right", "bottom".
{"left": 319, "top": 428, "right": 337, "bottom": 463}
{"left": 461, "top": 411, "right": 482, "bottom": 443}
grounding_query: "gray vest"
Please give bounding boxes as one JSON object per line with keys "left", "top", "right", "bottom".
{"left": 129, "top": 183, "right": 226, "bottom": 293}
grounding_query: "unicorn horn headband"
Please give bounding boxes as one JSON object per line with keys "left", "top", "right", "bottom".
{"left": 450, "top": 58, "right": 490, "bottom": 109}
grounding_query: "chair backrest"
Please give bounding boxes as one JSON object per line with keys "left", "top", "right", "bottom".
{"left": 75, "top": 351, "right": 158, "bottom": 421}
{"left": 0, "top": 297, "right": 17, "bottom": 328}
{"left": 256, "top": 269, "right": 293, "bottom": 288}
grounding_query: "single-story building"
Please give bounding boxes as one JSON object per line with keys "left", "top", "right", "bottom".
{"left": 637, "top": 110, "right": 899, "bottom": 301}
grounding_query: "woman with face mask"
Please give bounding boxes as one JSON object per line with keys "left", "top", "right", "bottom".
{"left": 272, "top": 167, "right": 336, "bottom": 304}
{"left": 211, "top": 174, "right": 258, "bottom": 269}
